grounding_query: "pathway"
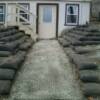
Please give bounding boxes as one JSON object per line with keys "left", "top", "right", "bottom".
{"left": 2, "top": 40, "right": 84, "bottom": 100}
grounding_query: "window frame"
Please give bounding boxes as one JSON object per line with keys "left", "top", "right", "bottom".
{"left": 0, "top": 4, "right": 5, "bottom": 24}
{"left": 17, "top": 3, "right": 30, "bottom": 24}
{"left": 65, "top": 4, "right": 79, "bottom": 26}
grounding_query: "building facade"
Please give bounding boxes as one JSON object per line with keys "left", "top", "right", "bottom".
{"left": 0, "top": 0, "right": 91, "bottom": 39}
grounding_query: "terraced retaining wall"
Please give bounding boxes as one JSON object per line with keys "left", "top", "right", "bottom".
{"left": 0, "top": 26, "right": 34, "bottom": 95}
{"left": 59, "top": 24, "right": 100, "bottom": 99}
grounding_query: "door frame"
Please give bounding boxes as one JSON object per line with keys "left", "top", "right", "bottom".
{"left": 36, "top": 3, "right": 59, "bottom": 38}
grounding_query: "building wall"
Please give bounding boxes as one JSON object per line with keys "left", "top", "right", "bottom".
{"left": 92, "top": 0, "right": 100, "bottom": 18}
{"left": 0, "top": 0, "right": 90, "bottom": 36}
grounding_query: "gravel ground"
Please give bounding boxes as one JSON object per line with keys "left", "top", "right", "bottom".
{"left": 1, "top": 40, "right": 84, "bottom": 100}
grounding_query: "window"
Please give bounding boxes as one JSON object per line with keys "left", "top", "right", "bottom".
{"left": 17, "top": 3, "right": 30, "bottom": 23}
{"left": 0, "top": 4, "right": 5, "bottom": 23}
{"left": 43, "top": 7, "right": 52, "bottom": 23}
{"left": 65, "top": 4, "right": 79, "bottom": 25}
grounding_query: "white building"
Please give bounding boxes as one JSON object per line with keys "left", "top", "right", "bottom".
{"left": 0, "top": 0, "right": 91, "bottom": 40}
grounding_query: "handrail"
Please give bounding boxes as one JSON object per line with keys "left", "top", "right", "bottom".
{"left": 7, "top": 13, "right": 30, "bottom": 24}
{"left": 16, "top": 3, "right": 37, "bottom": 19}
{"left": 5, "top": 3, "right": 37, "bottom": 41}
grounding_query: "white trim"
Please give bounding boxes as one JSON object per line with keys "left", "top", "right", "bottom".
{"left": 65, "top": 4, "right": 79, "bottom": 25}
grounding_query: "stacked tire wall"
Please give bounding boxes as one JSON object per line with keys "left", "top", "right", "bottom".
{"left": 0, "top": 26, "right": 34, "bottom": 95}
{"left": 59, "top": 24, "right": 100, "bottom": 99}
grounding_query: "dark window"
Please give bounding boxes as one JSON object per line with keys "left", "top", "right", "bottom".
{"left": 0, "top": 4, "right": 5, "bottom": 23}
{"left": 65, "top": 4, "right": 79, "bottom": 25}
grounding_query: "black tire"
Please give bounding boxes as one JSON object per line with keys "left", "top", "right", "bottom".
{"left": 68, "top": 53, "right": 98, "bottom": 70}
{"left": 0, "top": 36, "right": 28, "bottom": 52}
{"left": 12, "top": 35, "right": 29, "bottom": 46}
{"left": 83, "top": 41, "right": 100, "bottom": 45}
{"left": 0, "top": 42, "right": 19, "bottom": 52}
{"left": 74, "top": 47, "right": 91, "bottom": 54}
{"left": 0, "top": 51, "right": 12, "bottom": 57}
{"left": 0, "top": 51, "right": 26, "bottom": 70}
{"left": 0, "top": 32, "right": 25, "bottom": 42}
{"left": 76, "top": 58, "right": 98, "bottom": 70}
{"left": 79, "top": 70, "right": 100, "bottom": 83}
{"left": 0, "top": 80, "right": 11, "bottom": 95}
{"left": 0, "top": 30, "right": 18, "bottom": 38}
{"left": 19, "top": 39, "right": 34, "bottom": 51}
{"left": 80, "top": 36, "right": 100, "bottom": 41}
{"left": 58, "top": 38, "right": 70, "bottom": 47}
{"left": 0, "top": 69, "right": 15, "bottom": 80}
{"left": 82, "top": 83, "right": 100, "bottom": 96}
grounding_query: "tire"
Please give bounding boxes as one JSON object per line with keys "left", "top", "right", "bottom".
{"left": 0, "top": 42, "right": 19, "bottom": 52}
{"left": 58, "top": 38, "right": 70, "bottom": 47}
{"left": 0, "top": 51, "right": 26, "bottom": 70}
{"left": 0, "top": 69, "right": 15, "bottom": 80}
{"left": 0, "top": 36, "right": 28, "bottom": 52}
{"left": 74, "top": 47, "right": 91, "bottom": 54}
{"left": 82, "top": 83, "right": 100, "bottom": 96}
{"left": 83, "top": 41, "right": 100, "bottom": 45}
{"left": 76, "top": 57, "right": 98, "bottom": 70}
{"left": 0, "top": 80, "right": 11, "bottom": 95}
{"left": 0, "top": 32, "right": 25, "bottom": 42}
{"left": 80, "top": 36, "right": 100, "bottom": 41}
{"left": 12, "top": 35, "right": 29, "bottom": 46}
{"left": 0, "top": 30, "right": 18, "bottom": 38}
{"left": 19, "top": 39, "right": 34, "bottom": 51}
{"left": 68, "top": 53, "right": 98, "bottom": 70}
{"left": 0, "top": 51, "right": 11, "bottom": 57}
{"left": 79, "top": 70, "right": 100, "bottom": 83}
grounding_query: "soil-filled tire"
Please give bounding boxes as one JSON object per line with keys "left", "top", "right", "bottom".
{"left": 0, "top": 36, "right": 28, "bottom": 52}
{"left": 58, "top": 38, "right": 70, "bottom": 47}
{"left": 0, "top": 27, "right": 15, "bottom": 32}
{"left": 80, "top": 36, "right": 100, "bottom": 41}
{"left": 0, "top": 51, "right": 12, "bottom": 57}
{"left": 83, "top": 83, "right": 100, "bottom": 96}
{"left": 0, "top": 80, "right": 11, "bottom": 95}
{"left": 12, "top": 35, "right": 29, "bottom": 46}
{"left": 19, "top": 38, "right": 34, "bottom": 51}
{"left": 83, "top": 41, "right": 100, "bottom": 45}
{"left": 74, "top": 48, "right": 90, "bottom": 54}
{"left": 0, "top": 42, "right": 19, "bottom": 52}
{"left": 0, "top": 51, "right": 26, "bottom": 70}
{"left": 0, "top": 32, "right": 25, "bottom": 42}
{"left": 68, "top": 53, "right": 98, "bottom": 70}
{"left": 76, "top": 58, "right": 98, "bottom": 70}
{"left": 0, "top": 69, "right": 15, "bottom": 80}
{"left": 79, "top": 70, "right": 100, "bottom": 83}
{"left": 0, "top": 30, "right": 18, "bottom": 38}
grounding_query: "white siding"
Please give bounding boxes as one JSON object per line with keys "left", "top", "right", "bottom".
{"left": 0, "top": 0, "right": 90, "bottom": 36}
{"left": 79, "top": 2, "right": 90, "bottom": 25}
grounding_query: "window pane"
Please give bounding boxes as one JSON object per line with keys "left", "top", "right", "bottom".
{"left": 20, "top": 14, "right": 29, "bottom": 22}
{"left": 67, "top": 5, "right": 78, "bottom": 15}
{"left": 67, "top": 15, "right": 77, "bottom": 23}
{"left": 0, "top": 14, "right": 4, "bottom": 22}
{"left": 0, "top": 6, "right": 3, "bottom": 13}
{"left": 43, "top": 7, "right": 52, "bottom": 23}
{"left": 66, "top": 4, "right": 79, "bottom": 25}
